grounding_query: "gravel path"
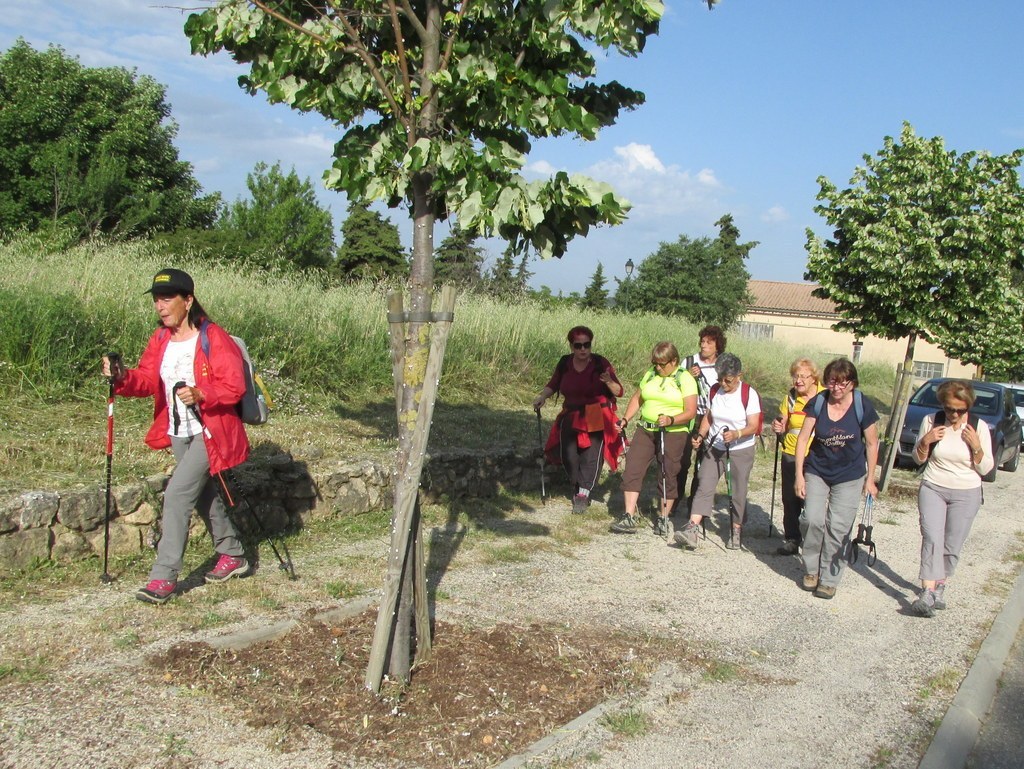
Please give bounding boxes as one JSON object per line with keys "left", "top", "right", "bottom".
{"left": 1, "top": 464, "right": 1022, "bottom": 769}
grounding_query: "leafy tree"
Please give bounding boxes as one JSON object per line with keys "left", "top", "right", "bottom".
{"left": 219, "top": 162, "right": 336, "bottom": 271}
{"left": 581, "top": 262, "right": 609, "bottom": 309}
{"left": 805, "top": 122, "right": 1024, "bottom": 373}
{"left": 335, "top": 201, "right": 407, "bottom": 281}
{"left": 486, "top": 245, "right": 525, "bottom": 298}
{"left": 0, "top": 40, "right": 217, "bottom": 239}
{"left": 434, "top": 226, "right": 484, "bottom": 287}
{"left": 186, "top": 0, "right": 686, "bottom": 689}
{"left": 621, "top": 215, "right": 754, "bottom": 327}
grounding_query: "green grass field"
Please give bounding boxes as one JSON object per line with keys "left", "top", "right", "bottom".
{"left": 0, "top": 235, "right": 898, "bottom": 489}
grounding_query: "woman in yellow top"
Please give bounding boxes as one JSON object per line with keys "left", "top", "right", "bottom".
{"left": 610, "top": 342, "right": 698, "bottom": 537}
{"left": 770, "top": 358, "right": 825, "bottom": 555}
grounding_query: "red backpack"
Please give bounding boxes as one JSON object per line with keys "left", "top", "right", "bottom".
{"left": 708, "top": 381, "right": 764, "bottom": 434}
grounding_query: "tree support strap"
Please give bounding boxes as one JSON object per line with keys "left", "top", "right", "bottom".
{"left": 387, "top": 310, "right": 455, "bottom": 323}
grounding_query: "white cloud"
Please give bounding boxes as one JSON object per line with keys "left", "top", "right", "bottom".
{"left": 586, "top": 149, "right": 726, "bottom": 222}
{"left": 613, "top": 143, "right": 666, "bottom": 173}
{"left": 526, "top": 159, "right": 557, "bottom": 175}
{"left": 761, "top": 205, "right": 790, "bottom": 223}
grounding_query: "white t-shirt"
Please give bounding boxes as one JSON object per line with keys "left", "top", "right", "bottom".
{"left": 708, "top": 385, "right": 760, "bottom": 451}
{"left": 160, "top": 338, "right": 201, "bottom": 437}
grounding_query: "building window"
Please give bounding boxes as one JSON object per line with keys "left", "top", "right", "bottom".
{"left": 735, "top": 322, "right": 774, "bottom": 341}
{"left": 913, "top": 361, "right": 944, "bottom": 379}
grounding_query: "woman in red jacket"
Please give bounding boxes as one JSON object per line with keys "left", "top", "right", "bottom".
{"left": 103, "top": 268, "right": 250, "bottom": 604}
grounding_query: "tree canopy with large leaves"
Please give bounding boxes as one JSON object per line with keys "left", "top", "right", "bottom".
{"left": 805, "top": 122, "right": 1024, "bottom": 371}
{"left": 0, "top": 40, "right": 217, "bottom": 240}
{"left": 185, "top": 1, "right": 661, "bottom": 261}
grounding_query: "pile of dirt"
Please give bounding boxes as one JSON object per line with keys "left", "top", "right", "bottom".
{"left": 147, "top": 609, "right": 674, "bottom": 769}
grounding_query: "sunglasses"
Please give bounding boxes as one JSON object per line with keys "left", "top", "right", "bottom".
{"left": 572, "top": 341, "right": 592, "bottom": 350}
{"left": 943, "top": 406, "right": 968, "bottom": 415}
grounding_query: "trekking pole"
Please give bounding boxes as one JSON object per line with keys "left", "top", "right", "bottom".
{"left": 769, "top": 435, "right": 780, "bottom": 537}
{"left": 174, "top": 383, "right": 296, "bottom": 580}
{"left": 535, "top": 408, "right": 546, "bottom": 505}
{"left": 658, "top": 418, "right": 668, "bottom": 508}
{"left": 100, "top": 352, "right": 122, "bottom": 583}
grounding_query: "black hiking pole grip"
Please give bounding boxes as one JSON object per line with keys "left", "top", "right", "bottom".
{"left": 535, "top": 409, "right": 546, "bottom": 504}
{"left": 100, "top": 352, "right": 122, "bottom": 583}
{"left": 174, "top": 382, "right": 296, "bottom": 580}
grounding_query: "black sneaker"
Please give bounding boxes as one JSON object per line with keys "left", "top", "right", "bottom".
{"left": 610, "top": 515, "right": 639, "bottom": 534}
{"left": 776, "top": 539, "right": 799, "bottom": 555}
{"left": 727, "top": 527, "right": 741, "bottom": 550}
{"left": 654, "top": 517, "right": 670, "bottom": 538}
{"left": 571, "top": 494, "right": 589, "bottom": 514}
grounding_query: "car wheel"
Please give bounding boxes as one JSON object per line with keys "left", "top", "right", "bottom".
{"left": 1002, "top": 441, "right": 1020, "bottom": 473}
{"left": 983, "top": 444, "right": 1000, "bottom": 482}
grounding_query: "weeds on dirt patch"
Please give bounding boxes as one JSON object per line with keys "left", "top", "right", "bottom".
{"left": 600, "top": 708, "right": 649, "bottom": 737}
{"left": 0, "top": 655, "right": 50, "bottom": 684}
{"left": 146, "top": 610, "right": 679, "bottom": 769}
{"left": 325, "top": 579, "right": 364, "bottom": 600}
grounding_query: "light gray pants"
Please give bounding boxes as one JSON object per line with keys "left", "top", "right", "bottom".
{"left": 691, "top": 445, "right": 755, "bottom": 526}
{"left": 801, "top": 473, "right": 863, "bottom": 588}
{"left": 918, "top": 481, "right": 982, "bottom": 582}
{"left": 149, "top": 435, "right": 244, "bottom": 582}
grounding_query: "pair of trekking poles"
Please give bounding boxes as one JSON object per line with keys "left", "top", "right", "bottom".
{"left": 767, "top": 435, "right": 877, "bottom": 561}
{"left": 99, "top": 356, "right": 295, "bottom": 582}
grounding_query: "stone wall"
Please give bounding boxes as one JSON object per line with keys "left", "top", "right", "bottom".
{"left": 0, "top": 446, "right": 547, "bottom": 574}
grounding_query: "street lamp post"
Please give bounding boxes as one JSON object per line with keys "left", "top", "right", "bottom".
{"left": 624, "top": 258, "right": 634, "bottom": 313}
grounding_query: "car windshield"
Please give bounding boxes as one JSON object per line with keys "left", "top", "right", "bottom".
{"left": 910, "top": 382, "right": 1000, "bottom": 417}
{"left": 1013, "top": 390, "right": 1024, "bottom": 408}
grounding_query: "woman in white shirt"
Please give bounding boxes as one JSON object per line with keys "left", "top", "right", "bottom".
{"left": 674, "top": 353, "right": 761, "bottom": 551}
{"left": 911, "top": 380, "right": 992, "bottom": 617}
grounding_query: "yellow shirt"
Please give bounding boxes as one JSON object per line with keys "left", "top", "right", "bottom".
{"left": 637, "top": 366, "right": 698, "bottom": 433}
{"left": 779, "top": 385, "right": 826, "bottom": 456}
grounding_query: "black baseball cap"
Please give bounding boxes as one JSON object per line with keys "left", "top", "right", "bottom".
{"left": 145, "top": 268, "right": 194, "bottom": 296}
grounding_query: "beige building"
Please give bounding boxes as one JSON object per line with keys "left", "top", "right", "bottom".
{"left": 738, "top": 280, "right": 974, "bottom": 379}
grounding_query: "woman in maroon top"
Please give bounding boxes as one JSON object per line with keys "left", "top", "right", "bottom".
{"left": 533, "top": 326, "right": 624, "bottom": 513}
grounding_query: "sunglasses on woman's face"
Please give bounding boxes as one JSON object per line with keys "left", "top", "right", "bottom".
{"left": 943, "top": 405, "right": 968, "bottom": 415}
{"left": 572, "top": 341, "right": 592, "bottom": 350}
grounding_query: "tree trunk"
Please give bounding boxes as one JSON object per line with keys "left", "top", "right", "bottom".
{"left": 879, "top": 333, "right": 917, "bottom": 492}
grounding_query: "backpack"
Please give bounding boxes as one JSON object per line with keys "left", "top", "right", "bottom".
{"left": 708, "top": 381, "right": 764, "bottom": 434}
{"left": 553, "top": 353, "right": 616, "bottom": 405}
{"left": 639, "top": 365, "right": 690, "bottom": 393}
{"left": 811, "top": 389, "right": 866, "bottom": 429}
{"left": 926, "top": 409, "right": 982, "bottom": 460}
{"left": 199, "top": 322, "right": 272, "bottom": 426}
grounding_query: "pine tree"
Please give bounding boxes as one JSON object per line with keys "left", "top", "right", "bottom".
{"left": 581, "top": 262, "right": 609, "bottom": 309}
{"left": 434, "top": 226, "right": 484, "bottom": 287}
{"left": 334, "top": 202, "right": 406, "bottom": 281}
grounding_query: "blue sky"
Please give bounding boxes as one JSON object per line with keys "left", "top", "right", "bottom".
{"left": 3, "top": 1, "right": 1022, "bottom": 294}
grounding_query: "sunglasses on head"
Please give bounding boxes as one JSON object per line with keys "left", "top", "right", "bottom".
{"left": 572, "top": 341, "right": 592, "bottom": 350}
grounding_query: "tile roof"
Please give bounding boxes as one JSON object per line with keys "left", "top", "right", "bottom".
{"left": 747, "top": 280, "right": 839, "bottom": 318}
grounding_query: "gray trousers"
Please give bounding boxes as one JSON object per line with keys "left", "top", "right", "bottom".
{"left": 918, "top": 481, "right": 982, "bottom": 582}
{"left": 691, "top": 445, "right": 755, "bottom": 526}
{"left": 801, "top": 473, "right": 863, "bottom": 588}
{"left": 149, "top": 435, "right": 244, "bottom": 582}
